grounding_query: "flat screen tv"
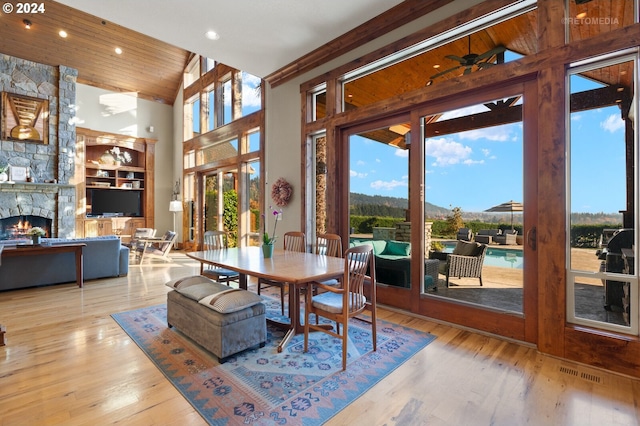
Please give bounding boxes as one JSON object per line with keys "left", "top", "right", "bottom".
{"left": 90, "top": 188, "right": 142, "bottom": 217}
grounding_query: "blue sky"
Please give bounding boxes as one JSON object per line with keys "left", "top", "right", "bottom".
{"left": 349, "top": 77, "right": 627, "bottom": 215}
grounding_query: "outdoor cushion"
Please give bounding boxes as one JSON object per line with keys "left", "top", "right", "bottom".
{"left": 382, "top": 240, "right": 411, "bottom": 256}
{"left": 199, "top": 288, "right": 264, "bottom": 314}
{"left": 175, "top": 282, "right": 226, "bottom": 302}
{"left": 453, "top": 240, "right": 481, "bottom": 256}
{"left": 369, "top": 240, "right": 387, "bottom": 255}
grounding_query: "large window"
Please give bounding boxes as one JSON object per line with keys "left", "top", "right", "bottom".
{"left": 567, "top": 52, "right": 638, "bottom": 334}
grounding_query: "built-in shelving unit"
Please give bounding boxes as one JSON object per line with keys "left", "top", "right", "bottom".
{"left": 75, "top": 128, "right": 156, "bottom": 242}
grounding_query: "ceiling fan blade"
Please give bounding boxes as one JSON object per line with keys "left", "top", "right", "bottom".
{"left": 477, "top": 61, "right": 495, "bottom": 69}
{"left": 475, "top": 45, "right": 506, "bottom": 61}
{"left": 445, "top": 54, "right": 467, "bottom": 64}
{"left": 430, "top": 65, "right": 462, "bottom": 80}
{"left": 463, "top": 66, "right": 473, "bottom": 75}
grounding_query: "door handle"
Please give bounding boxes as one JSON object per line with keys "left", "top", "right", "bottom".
{"left": 527, "top": 226, "right": 537, "bottom": 251}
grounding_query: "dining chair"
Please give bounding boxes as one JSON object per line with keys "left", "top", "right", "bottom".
{"left": 201, "top": 230, "right": 240, "bottom": 286}
{"left": 312, "top": 233, "right": 343, "bottom": 287}
{"left": 124, "top": 227, "right": 156, "bottom": 252}
{"left": 303, "top": 243, "right": 377, "bottom": 370}
{"left": 257, "top": 231, "right": 306, "bottom": 315}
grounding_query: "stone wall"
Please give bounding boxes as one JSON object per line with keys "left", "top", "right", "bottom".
{"left": 0, "top": 55, "right": 78, "bottom": 237}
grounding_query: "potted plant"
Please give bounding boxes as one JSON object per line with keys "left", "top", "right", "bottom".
{"left": 27, "top": 226, "right": 46, "bottom": 245}
{"left": 261, "top": 206, "right": 282, "bottom": 258}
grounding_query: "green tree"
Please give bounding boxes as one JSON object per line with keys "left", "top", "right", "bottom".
{"left": 223, "top": 190, "right": 238, "bottom": 247}
{"left": 445, "top": 206, "right": 465, "bottom": 236}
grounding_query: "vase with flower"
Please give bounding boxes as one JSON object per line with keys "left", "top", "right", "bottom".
{"left": 261, "top": 206, "right": 282, "bottom": 258}
{"left": 27, "top": 226, "right": 46, "bottom": 245}
{"left": 107, "top": 147, "right": 132, "bottom": 166}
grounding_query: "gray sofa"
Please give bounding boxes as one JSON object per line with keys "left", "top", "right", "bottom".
{"left": 0, "top": 236, "right": 129, "bottom": 291}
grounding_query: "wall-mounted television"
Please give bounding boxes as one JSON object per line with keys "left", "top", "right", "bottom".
{"left": 90, "top": 188, "right": 142, "bottom": 217}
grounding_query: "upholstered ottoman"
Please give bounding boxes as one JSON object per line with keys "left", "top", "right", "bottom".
{"left": 166, "top": 276, "right": 267, "bottom": 362}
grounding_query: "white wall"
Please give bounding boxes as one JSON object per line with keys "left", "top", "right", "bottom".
{"left": 261, "top": 0, "right": 479, "bottom": 245}
{"left": 75, "top": 84, "right": 175, "bottom": 236}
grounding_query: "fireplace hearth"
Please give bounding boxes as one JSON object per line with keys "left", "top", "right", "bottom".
{"left": 0, "top": 215, "right": 52, "bottom": 240}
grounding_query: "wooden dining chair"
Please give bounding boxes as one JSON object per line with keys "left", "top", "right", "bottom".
{"left": 312, "top": 233, "right": 343, "bottom": 287}
{"left": 257, "top": 231, "right": 306, "bottom": 315}
{"left": 201, "top": 230, "right": 240, "bottom": 286}
{"left": 303, "top": 243, "right": 377, "bottom": 370}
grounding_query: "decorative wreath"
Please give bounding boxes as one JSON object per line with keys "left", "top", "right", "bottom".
{"left": 271, "top": 177, "right": 293, "bottom": 207}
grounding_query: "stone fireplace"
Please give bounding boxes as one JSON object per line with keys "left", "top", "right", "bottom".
{"left": 0, "top": 215, "right": 53, "bottom": 240}
{"left": 0, "top": 55, "right": 78, "bottom": 239}
{"left": 0, "top": 183, "right": 76, "bottom": 239}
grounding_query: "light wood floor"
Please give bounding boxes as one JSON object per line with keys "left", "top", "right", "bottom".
{"left": 1, "top": 252, "right": 639, "bottom": 425}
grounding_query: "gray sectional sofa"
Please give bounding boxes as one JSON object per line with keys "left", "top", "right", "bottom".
{"left": 0, "top": 236, "right": 129, "bottom": 291}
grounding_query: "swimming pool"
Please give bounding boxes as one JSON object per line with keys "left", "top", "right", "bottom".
{"left": 442, "top": 242, "right": 523, "bottom": 269}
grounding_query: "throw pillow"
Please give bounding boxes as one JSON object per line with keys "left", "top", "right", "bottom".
{"left": 199, "top": 289, "right": 263, "bottom": 314}
{"left": 165, "top": 275, "right": 214, "bottom": 290}
{"left": 453, "top": 240, "right": 480, "bottom": 256}
{"left": 382, "top": 240, "right": 411, "bottom": 256}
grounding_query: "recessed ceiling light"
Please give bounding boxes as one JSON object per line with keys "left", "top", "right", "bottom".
{"left": 576, "top": 12, "right": 587, "bottom": 19}
{"left": 59, "top": 30, "right": 68, "bottom": 38}
{"left": 115, "top": 47, "right": 123, "bottom": 55}
{"left": 23, "top": 19, "right": 32, "bottom": 29}
{"left": 205, "top": 30, "right": 220, "bottom": 40}
{"left": 433, "top": 64, "right": 440, "bottom": 69}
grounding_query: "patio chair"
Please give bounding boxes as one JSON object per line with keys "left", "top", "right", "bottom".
{"left": 200, "top": 230, "right": 240, "bottom": 286}
{"left": 438, "top": 240, "right": 487, "bottom": 287}
{"left": 303, "top": 243, "right": 377, "bottom": 370}
{"left": 257, "top": 231, "right": 306, "bottom": 315}
{"left": 475, "top": 229, "right": 501, "bottom": 244}
{"left": 494, "top": 229, "right": 517, "bottom": 245}
{"left": 134, "top": 230, "right": 177, "bottom": 264}
{"left": 457, "top": 227, "right": 473, "bottom": 241}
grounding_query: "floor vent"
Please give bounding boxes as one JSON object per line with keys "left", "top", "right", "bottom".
{"left": 559, "top": 366, "right": 602, "bottom": 384}
{"left": 559, "top": 366, "right": 579, "bottom": 377}
{"left": 580, "top": 372, "right": 602, "bottom": 384}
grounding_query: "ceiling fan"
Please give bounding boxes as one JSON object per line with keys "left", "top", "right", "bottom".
{"left": 427, "top": 36, "right": 506, "bottom": 85}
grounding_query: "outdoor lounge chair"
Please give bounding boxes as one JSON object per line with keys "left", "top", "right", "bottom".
{"left": 435, "top": 240, "right": 487, "bottom": 287}
{"left": 494, "top": 229, "right": 517, "bottom": 245}
{"left": 456, "top": 227, "right": 473, "bottom": 241}
{"left": 475, "top": 229, "right": 501, "bottom": 244}
{"left": 134, "top": 230, "right": 177, "bottom": 264}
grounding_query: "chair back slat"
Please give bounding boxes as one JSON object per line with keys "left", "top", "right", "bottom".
{"left": 344, "top": 244, "right": 374, "bottom": 313}
{"left": 284, "top": 231, "right": 306, "bottom": 252}
{"left": 203, "top": 230, "right": 227, "bottom": 250}
{"left": 316, "top": 233, "right": 342, "bottom": 258}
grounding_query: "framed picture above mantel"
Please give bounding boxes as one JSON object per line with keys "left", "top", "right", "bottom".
{"left": 1, "top": 92, "right": 49, "bottom": 144}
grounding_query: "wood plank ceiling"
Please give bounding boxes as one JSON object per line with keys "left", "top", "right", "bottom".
{"left": 0, "top": 1, "right": 191, "bottom": 105}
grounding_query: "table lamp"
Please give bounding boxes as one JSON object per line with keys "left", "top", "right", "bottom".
{"left": 169, "top": 200, "right": 183, "bottom": 248}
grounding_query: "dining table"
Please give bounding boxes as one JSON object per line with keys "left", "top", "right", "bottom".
{"left": 187, "top": 246, "right": 345, "bottom": 352}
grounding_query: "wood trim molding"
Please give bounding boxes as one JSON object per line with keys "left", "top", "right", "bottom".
{"left": 264, "top": 0, "right": 454, "bottom": 88}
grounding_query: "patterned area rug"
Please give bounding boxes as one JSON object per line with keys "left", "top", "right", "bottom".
{"left": 111, "top": 297, "right": 435, "bottom": 425}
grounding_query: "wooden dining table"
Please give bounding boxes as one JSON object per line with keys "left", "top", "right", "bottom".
{"left": 187, "top": 246, "right": 345, "bottom": 352}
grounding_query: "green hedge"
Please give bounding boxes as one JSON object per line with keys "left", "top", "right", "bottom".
{"left": 350, "top": 215, "right": 621, "bottom": 248}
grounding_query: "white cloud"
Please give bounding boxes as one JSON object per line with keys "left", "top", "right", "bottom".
{"left": 459, "top": 124, "right": 513, "bottom": 141}
{"left": 395, "top": 149, "right": 408, "bottom": 158}
{"left": 370, "top": 179, "right": 408, "bottom": 190}
{"left": 375, "top": 158, "right": 381, "bottom": 163}
{"left": 350, "top": 169, "right": 368, "bottom": 178}
{"left": 600, "top": 114, "right": 624, "bottom": 133}
{"left": 356, "top": 160, "right": 366, "bottom": 166}
{"left": 426, "top": 137, "right": 473, "bottom": 167}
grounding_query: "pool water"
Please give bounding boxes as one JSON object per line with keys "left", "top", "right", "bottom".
{"left": 443, "top": 243, "right": 523, "bottom": 269}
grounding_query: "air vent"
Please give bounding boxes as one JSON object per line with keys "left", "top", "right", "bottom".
{"left": 559, "top": 366, "right": 602, "bottom": 384}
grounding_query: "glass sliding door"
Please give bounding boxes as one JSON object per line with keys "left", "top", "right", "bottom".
{"left": 203, "top": 169, "right": 238, "bottom": 247}
{"left": 422, "top": 95, "right": 525, "bottom": 314}
{"left": 567, "top": 52, "right": 638, "bottom": 334}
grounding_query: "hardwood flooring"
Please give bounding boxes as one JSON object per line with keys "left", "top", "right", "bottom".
{"left": 1, "top": 252, "right": 639, "bottom": 425}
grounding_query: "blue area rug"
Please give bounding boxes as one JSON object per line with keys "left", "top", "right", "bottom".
{"left": 111, "top": 297, "right": 435, "bottom": 425}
